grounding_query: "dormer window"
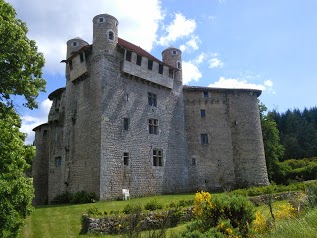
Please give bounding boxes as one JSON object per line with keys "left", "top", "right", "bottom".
{"left": 72, "top": 41, "right": 78, "bottom": 47}
{"left": 98, "top": 17, "right": 105, "bottom": 23}
{"left": 108, "top": 30, "right": 114, "bottom": 41}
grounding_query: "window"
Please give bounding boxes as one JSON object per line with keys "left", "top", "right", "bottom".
{"left": 108, "top": 31, "right": 114, "bottom": 41}
{"left": 192, "top": 158, "right": 196, "bottom": 165}
{"left": 136, "top": 55, "right": 142, "bottom": 66}
{"left": 126, "top": 50, "right": 132, "bottom": 62}
{"left": 169, "top": 69, "right": 174, "bottom": 79}
{"left": 80, "top": 52, "right": 84, "bottom": 63}
{"left": 43, "top": 130, "right": 48, "bottom": 137}
{"left": 72, "top": 41, "right": 78, "bottom": 47}
{"left": 200, "top": 109, "right": 206, "bottom": 118}
{"left": 98, "top": 17, "right": 104, "bottom": 23}
{"left": 153, "top": 149, "right": 163, "bottom": 166}
{"left": 172, "top": 50, "right": 177, "bottom": 55}
{"left": 55, "top": 156, "right": 62, "bottom": 167}
{"left": 201, "top": 134, "right": 208, "bottom": 144}
{"left": 177, "top": 61, "right": 181, "bottom": 69}
{"left": 148, "top": 92, "right": 157, "bottom": 107}
{"left": 149, "top": 119, "right": 158, "bottom": 135}
{"left": 203, "top": 91, "right": 209, "bottom": 98}
{"left": 123, "top": 118, "right": 129, "bottom": 131}
{"left": 123, "top": 152, "right": 129, "bottom": 166}
{"left": 158, "top": 64, "right": 163, "bottom": 74}
{"left": 69, "top": 61, "right": 73, "bottom": 70}
{"left": 148, "top": 60, "right": 153, "bottom": 70}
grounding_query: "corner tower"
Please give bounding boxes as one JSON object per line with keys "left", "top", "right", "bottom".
{"left": 92, "top": 13, "right": 118, "bottom": 55}
{"left": 162, "top": 47, "right": 182, "bottom": 85}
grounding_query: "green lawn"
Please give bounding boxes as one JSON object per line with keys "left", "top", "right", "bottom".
{"left": 22, "top": 194, "right": 195, "bottom": 238}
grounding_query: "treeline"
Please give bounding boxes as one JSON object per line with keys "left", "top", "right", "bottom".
{"left": 270, "top": 107, "right": 317, "bottom": 161}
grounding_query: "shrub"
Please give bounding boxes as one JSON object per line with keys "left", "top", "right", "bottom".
{"left": 86, "top": 206, "right": 102, "bottom": 217}
{"left": 192, "top": 191, "right": 255, "bottom": 237}
{"left": 144, "top": 199, "right": 163, "bottom": 211}
{"left": 52, "top": 190, "right": 97, "bottom": 204}
{"left": 69, "top": 190, "right": 97, "bottom": 204}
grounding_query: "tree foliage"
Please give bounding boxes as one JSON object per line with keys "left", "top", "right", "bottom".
{"left": 259, "top": 102, "right": 285, "bottom": 182}
{"left": 0, "top": 106, "right": 35, "bottom": 237}
{"left": 0, "top": 0, "right": 46, "bottom": 110}
{"left": 0, "top": 1, "right": 46, "bottom": 236}
{"left": 271, "top": 107, "right": 317, "bottom": 160}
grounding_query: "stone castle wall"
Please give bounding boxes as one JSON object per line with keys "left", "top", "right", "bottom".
{"left": 32, "top": 13, "right": 269, "bottom": 205}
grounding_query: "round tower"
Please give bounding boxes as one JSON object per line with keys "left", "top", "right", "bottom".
{"left": 92, "top": 13, "right": 118, "bottom": 55}
{"left": 65, "top": 37, "right": 89, "bottom": 77}
{"left": 162, "top": 47, "right": 182, "bottom": 84}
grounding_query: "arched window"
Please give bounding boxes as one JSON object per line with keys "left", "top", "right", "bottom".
{"left": 108, "top": 31, "right": 114, "bottom": 41}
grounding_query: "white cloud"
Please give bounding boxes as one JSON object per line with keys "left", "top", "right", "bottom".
{"left": 179, "top": 35, "right": 201, "bottom": 52}
{"left": 7, "top": 0, "right": 163, "bottom": 75}
{"left": 208, "top": 77, "right": 275, "bottom": 93}
{"left": 158, "top": 12, "right": 196, "bottom": 46}
{"left": 193, "top": 52, "right": 207, "bottom": 64}
{"left": 182, "top": 61, "right": 202, "bottom": 84}
{"left": 208, "top": 57, "right": 224, "bottom": 68}
{"left": 20, "top": 99, "right": 52, "bottom": 145}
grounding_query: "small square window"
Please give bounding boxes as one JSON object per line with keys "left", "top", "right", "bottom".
{"left": 123, "top": 118, "right": 129, "bottom": 131}
{"left": 55, "top": 156, "right": 62, "bottom": 167}
{"left": 200, "top": 109, "right": 206, "bottom": 118}
{"left": 123, "top": 152, "right": 129, "bottom": 166}
{"left": 203, "top": 91, "right": 209, "bottom": 97}
{"left": 172, "top": 50, "right": 177, "bottom": 55}
{"left": 72, "top": 41, "right": 78, "bottom": 47}
{"left": 201, "top": 134, "right": 208, "bottom": 144}
{"left": 98, "top": 17, "right": 104, "bottom": 23}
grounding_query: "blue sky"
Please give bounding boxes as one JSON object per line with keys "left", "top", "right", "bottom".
{"left": 7, "top": 0, "right": 317, "bottom": 144}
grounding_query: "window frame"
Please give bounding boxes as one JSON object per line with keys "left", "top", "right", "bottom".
{"left": 123, "top": 118, "right": 129, "bottom": 131}
{"left": 149, "top": 118, "right": 158, "bottom": 135}
{"left": 200, "top": 109, "right": 206, "bottom": 118}
{"left": 148, "top": 92, "right": 157, "bottom": 107}
{"left": 200, "top": 133, "right": 208, "bottom": 144}
{"left": 153, "top": 149, "right": 163, "bottom": 166}
{"left": 123, "top": 152, "right": 129, "bottom": 166}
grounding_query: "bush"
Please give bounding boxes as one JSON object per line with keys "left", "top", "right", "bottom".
{"left": 192, "top": 191, "right": 255, "bottom": 237}
{"left": 86, "top": 206, "right": 102, "bottom": 217}
{"left": 144, "top": 199, "right": 163, "bottom": 211}
{"left": 52, "top": 190, "right": 97, "bottom": 204}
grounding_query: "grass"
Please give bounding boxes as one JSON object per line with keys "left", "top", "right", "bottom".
{"left": 257, "top": 207, "right": 317, "bottom": 238}
{"left": 22, "top": 194, "right": 194, "bottom": 238}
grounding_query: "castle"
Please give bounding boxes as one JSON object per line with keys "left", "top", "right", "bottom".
{"left": 32, "top": 13, "right": 269, "bottom": 205}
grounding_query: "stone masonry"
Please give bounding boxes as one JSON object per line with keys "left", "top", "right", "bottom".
{"left": 32, "top": 13, "right": 269, "bottom": 205}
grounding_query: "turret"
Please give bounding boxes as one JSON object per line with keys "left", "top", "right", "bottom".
{"left": 92, "top": 13, "right": 118, "bottom": 55}
{"left": 65, "top": 38, "right": 89, "bottom": 78}
{"left": 162, "top": 47, "right": 182, "bottom": 85}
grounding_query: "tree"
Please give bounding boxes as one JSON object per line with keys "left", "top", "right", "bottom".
{"left": 0, "top": 0, "right": 46, "bottom": 110}
{"left": 259, "top": 102, "right": 284, "bottom": 182}
{"left": 0, "top": 106, "right": 35, "bottom": 237}
{"left": 0, "top": 1, "right": 46, "bottom": 236}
